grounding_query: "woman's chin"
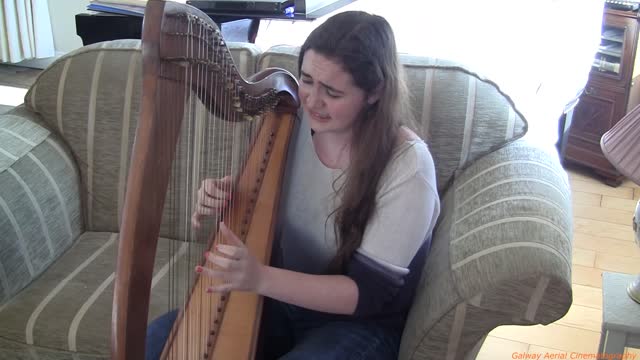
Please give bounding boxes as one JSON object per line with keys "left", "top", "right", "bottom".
{"left": 309, "top": 117, "right": 331, "bottom": 132}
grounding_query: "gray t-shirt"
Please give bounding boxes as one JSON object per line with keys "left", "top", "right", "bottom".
{"left": 274, "top": 114, "right": 440, "bottom": 283}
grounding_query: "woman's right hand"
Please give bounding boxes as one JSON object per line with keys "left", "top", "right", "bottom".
{"left": 191, "top": 175, "right": 233, "bottom": 228}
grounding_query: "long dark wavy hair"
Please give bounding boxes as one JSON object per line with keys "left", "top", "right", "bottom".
{"left": 298, "top": 11, "right": 416, "bottom": 273}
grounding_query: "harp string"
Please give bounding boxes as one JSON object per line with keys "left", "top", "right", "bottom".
{"left": 210, "top": 22, "right": 225, "bottom": 358}
{"left": 193, "top": 16, "right": 202, "bottom": 358}
{"left": 184, "top": 14, "right": 193, "bottom": 360}
{"left": 201, "top": 18, "right": 208, "bottom": 357}
{"left": 159, "top": 10, "right": 274, "bottom": 358}
{"left": 195, "top": 18, "right": 202, "bottom": 358}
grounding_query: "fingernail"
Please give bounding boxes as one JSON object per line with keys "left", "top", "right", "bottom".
{"left": 206, "top": 287, "right": 213, "bottom": 293}
{"left": 195, "top": 266, "right": 203, "bottom": 273}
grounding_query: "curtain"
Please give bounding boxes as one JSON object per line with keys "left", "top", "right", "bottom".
{"left": 255, "top": 0, "right": 604, "bottom": 150}
{"left": 0, "top": 0, "right": 55, "bottom": 63}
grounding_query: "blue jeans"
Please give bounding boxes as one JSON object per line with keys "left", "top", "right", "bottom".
{"left": 146, "top": 299, "right": 401, "bottom": 360}
{"left": 145, "top": 309, "right": 178, "bottom": 360}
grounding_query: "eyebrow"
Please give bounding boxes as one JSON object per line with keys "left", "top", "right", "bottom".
{"left": 300, "top": 70, "right": 345, "bottom": 94}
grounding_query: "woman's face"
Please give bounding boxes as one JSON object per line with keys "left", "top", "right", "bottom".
{"left": 299, "top": 49, "right": 372, "bottom": 137}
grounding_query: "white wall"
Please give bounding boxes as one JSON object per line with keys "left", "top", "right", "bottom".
{"left": 256, "top": 0, "right": 605, "bottom": 149}
{"left": 48, "top": 0, "right": 91, "bottom": 54}
{"left": 14, "top": 0, "right": 90, "bottom": 69}
{"left": 15, "top": 0, "right": 88, "bottom": 68}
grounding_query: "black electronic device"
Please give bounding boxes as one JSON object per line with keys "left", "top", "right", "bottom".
{"left": 186, "top": 0, "right": 294, "bottom": 14}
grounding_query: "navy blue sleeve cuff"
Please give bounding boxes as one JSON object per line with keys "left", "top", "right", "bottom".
{"left": 346, "top": 253, "right": 406, "bottom": 317}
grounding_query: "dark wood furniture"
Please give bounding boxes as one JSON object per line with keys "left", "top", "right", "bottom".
{"left": 76, "top": 13, "right": 143, "bottom": 46}
{"left": 563, "top": 8, "right": 640, "bottom": 186}
{"left": 76, "top": 12, "right": 260, "bottom": 45}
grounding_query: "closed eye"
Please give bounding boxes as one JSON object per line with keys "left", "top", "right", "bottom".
{"left": 325, "top": 88, "right": 340, "bottom": 98}
{"left": 300, "top": 72, "right": 313, "bottom": 85}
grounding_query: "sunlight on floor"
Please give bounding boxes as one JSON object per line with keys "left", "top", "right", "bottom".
{"left": 0, "top": 85, "right": 28, "bottom": 107}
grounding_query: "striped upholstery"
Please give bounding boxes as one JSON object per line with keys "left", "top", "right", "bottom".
{"left": 0, "top": 231, "right": 204, "bottom": 358}
{"left": 401, "top": 57, "right": 527, "bottom": 193}
{"left": 399, "top": 140, "right": 572, "bottom": 360}
{"left": 257, "top": 46, "right": 528, "bottom": 193}
{"left": 257, "top": 45, "right": 300, "bottom": 76}
{"left": 0, "top": 39, "right": 573, "bottom": 359}
{"left": 24, "top": 40, "right": 260, "bottom": 235}
{"left": 0, "top": 110, "right": 83, "bottom": 305}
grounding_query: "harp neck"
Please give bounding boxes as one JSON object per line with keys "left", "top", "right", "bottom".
{"left": 146, "top": 0, "right": 298, "bottom": 117}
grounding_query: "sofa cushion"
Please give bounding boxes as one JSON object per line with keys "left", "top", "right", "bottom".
{"left": 24, "top": 40, "right": 143, "bottom": 235}
{"left": 258, "top": 46, "right": 528, "bottom": 193}
{"left": 0, "top": 113, "right": 83, "bottom": 305}
{"left": 23, "top": 39, "right": 261, "bottom": 235}
{"left": 0, "top": 231, "right": 203, "bottom": 358}
{"left": 401, "top": 57, "right": 528, "bottom": 192}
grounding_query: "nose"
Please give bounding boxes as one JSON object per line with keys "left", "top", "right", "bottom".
{"left": 303, "top": 86, "right": 324, "bottom": 110}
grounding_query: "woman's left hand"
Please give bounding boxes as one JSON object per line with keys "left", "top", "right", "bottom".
{"left": 196, "top": 222, "right": 266, "bottom": 293}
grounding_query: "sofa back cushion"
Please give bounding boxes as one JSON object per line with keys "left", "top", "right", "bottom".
{"left": 257, "top": 45, "right": 528, "bottom": 193}
{"left": 25, "top": 39, "right": 261, "bottom": 235}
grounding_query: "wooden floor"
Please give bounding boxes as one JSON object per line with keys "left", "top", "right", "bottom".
{"left": 0, "top": 64, "right": 39, "bottom": 113}
{"left": 477, "top": 164, "right": 640, "bottom": 359}
{"left": 1, "top": 64, "right": 639, "bottom": 358}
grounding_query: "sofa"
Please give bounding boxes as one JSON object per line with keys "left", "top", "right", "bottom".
{"left": 0, "top": 39, "right": 573, "bottom": 359}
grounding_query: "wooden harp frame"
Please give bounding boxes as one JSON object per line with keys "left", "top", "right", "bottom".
{"left": 110, "top": 1, "right": 299, "bottom": 359}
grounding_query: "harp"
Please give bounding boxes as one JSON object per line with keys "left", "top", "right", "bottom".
{"left": 110, "top": 1, "right": 299, "bottom": 359}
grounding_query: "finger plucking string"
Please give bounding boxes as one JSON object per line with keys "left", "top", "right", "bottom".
{"left": 215, "top": 244, "right": 244, "bottom": 260}
{"left": 219, "top": 222, "right": 244, "bottom": 247}
{"left": 205, "top": 251, "right": 235, "bottom": 269}
{"left": 195, "top": 264, "right": 231, "bottom": 293}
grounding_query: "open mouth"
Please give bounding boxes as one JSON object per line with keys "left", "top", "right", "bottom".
{"left": 309, "top": 110, "right": 330, "bottom": 121}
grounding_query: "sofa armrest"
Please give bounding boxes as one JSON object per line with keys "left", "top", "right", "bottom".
{"left": 0, "top": 109, "right": 83, "bottom": 305}
{"left": 400, "top": 140, "right": 573, "bottom": 360}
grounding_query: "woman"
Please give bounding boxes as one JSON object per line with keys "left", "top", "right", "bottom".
{"left": 148, "top": 10, "right": 440, "bottom": 360}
